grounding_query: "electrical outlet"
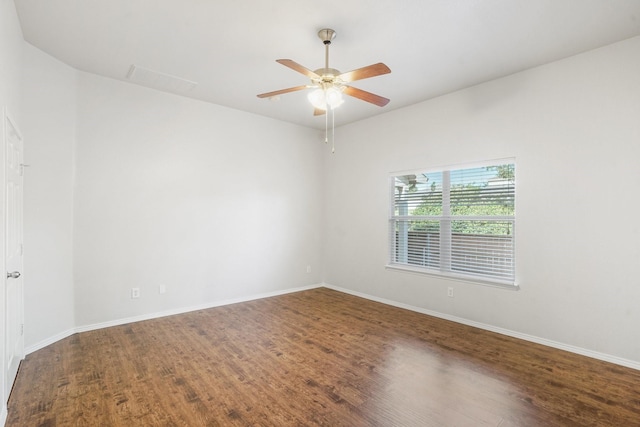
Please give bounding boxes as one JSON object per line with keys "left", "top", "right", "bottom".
{"left": 447, "top": 287, "right": 454, "bottom": 298}
{"left": 131, "top": 288, "right": 140, "bottom": 299}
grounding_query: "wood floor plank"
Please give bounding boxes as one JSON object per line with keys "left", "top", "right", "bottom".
{"left": 6, "top": 288, "right": 640, "bottom": 426}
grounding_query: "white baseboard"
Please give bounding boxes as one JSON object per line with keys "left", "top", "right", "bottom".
{"left": 26, "top": 327, "right": 78, "bottom": 356}
{"left": 25, "top": 282, "right": 639, "bottom": 372}
{"left": 1, "top": 405, "right": 7, "bottom": 426}
{"left": 25, "top": 283, "right": 323, "bottom": 355}
{"left": 323, "top": 283, "right": 640, "bottom": 371}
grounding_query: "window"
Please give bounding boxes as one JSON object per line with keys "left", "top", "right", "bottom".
{"left": 388, "top": 161, "right": 516, "bottom": 286}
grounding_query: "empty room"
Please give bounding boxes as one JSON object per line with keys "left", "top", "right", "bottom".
{"left": 2, "top": 0, "right": 640, "bottom": 425}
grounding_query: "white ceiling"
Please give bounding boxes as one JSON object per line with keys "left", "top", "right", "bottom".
{"left": 14, "top": 0, "right": 640, "bottom": 130}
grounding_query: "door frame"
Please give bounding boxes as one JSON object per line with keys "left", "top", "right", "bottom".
{"left": 2, "top": 107, "right": 25, "bottom": 408}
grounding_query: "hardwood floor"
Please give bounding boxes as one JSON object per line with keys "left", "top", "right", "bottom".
{"left": 6, "top": 288, "right": 640, "bottom": 426}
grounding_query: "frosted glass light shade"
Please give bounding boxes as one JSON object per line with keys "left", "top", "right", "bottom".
{"left": 308, "top": 88, "right": 326, "bottom": 110}
{"left": 325, "top": 87, "right": 344, "bottom": 109}
{"left": 307, "top": 87, "right": 343, "bottom": 110}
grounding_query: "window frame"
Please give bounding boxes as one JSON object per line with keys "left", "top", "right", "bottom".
{"left": 387, "top": 159, "right": 517, "bottom": 288}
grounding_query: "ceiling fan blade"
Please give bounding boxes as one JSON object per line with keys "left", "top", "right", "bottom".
{"left": 257, "top": 85, "right": 308, "bottom": 98}
{"left": 313, "top": 108, "right": 326, "bottom": 116}
{"left": 276, "top": 59, "right": 320, "bottom": 79}
{"left": 343, "top": 86, "right": 390, "bottom": 107}
{"left": 338, "top": 63, "right": 391, "bottom": 82}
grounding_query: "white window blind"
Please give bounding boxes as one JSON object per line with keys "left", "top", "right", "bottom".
{"left": 389, "top": 162, "right": 516, "bottom": 285}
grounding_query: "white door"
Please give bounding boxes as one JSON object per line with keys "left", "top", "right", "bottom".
{"left": 4, "top": 110, "right": 24, "bottom": 399}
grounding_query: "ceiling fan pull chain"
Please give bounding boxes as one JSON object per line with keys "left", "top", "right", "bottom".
{"left": 331, "top": 107, "right": 336, "bottom": 154}
{"left": 325, "top": 102, "right": 329, "bottom": 143}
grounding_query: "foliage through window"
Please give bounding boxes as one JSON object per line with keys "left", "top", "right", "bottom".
{"left": 389, "top": 161, "right": 516, "bottom": 285}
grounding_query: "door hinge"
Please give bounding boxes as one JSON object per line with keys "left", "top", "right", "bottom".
{"left": 21, "top": 324, "right": 24, "bottom": 336}
{"left": 20, "top": 163, "right": 30, "bottom": 176}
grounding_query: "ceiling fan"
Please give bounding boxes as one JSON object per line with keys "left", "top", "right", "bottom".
{"left": 257, "top": 28, "right": 391, "bottom": 115}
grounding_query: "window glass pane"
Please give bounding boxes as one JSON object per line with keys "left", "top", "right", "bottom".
{"left": 450, "top": 165, "right": 515, "bottom": 216}
{"left": 450, "top": 220, "right": 515, "bottom": 280}
{"left": 451, "top": 219, "right": 514, "bottom": 235}
{"left": 394, "top": 172, "right": 443, "bottom": 216}
{"left": 394, "top": 219, "right": 440, "bottom": 268}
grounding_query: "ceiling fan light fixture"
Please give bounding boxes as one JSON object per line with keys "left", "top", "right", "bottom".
{"left": 325, "top": 86, "right": 344, "bottom": 109}
{"left": 307, "top": 88, "right": 326, "bottom": 110}
{"left": 307, "top": 86, "right": 343, "bottom": 110}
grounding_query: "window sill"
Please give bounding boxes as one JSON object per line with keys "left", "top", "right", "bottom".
{"left": 385, "top": 263, "right": 520, "bottom": 290}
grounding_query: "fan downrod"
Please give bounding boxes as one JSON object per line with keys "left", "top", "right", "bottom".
{"left": 316, "top": 29, "right": 338, "bottom": 76}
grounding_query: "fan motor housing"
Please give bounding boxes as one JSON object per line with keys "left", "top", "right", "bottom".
{"left": 314, "top": 68, "right": 341, "bottom": 82}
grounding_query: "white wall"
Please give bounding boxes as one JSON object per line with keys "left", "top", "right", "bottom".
{"left": 324, "top": 36, "right": 640, "bottom": 364}
{"left": 0, "top": 0, "right": 24, "bottom": 419}
{"left": 73, "top": 73, "right": 324, "bottom": 326}
{"left": 21, "top": 43, "right": 77, "bottom": 348}
{"left": 0, "top": 0, "right": 23, "bottom": 118}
